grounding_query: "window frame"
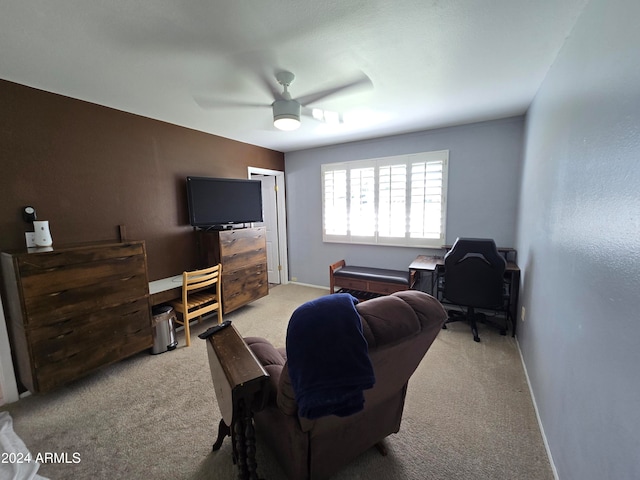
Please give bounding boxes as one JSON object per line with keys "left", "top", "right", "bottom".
{"left": 321, "top": 150, "right": 449, "bottom": 248}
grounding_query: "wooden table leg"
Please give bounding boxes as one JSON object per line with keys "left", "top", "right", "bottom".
{"left": 212, "top": 419, "right": 231, "bottom": 451}
{"left": 231, "top": 398, "right": 264, "bottom": 480}
{"left": 234, "top": 401, "right": 249, "bottom": 480}
{"left": 243, "top": 405, "right": 260, "bottom": 480}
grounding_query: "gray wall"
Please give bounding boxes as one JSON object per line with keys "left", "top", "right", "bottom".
{"left": 516, "top": 0, "right": 640, "bottom": 478}
{"left": 285, "top": 117, "right": 524, "bottom": 287}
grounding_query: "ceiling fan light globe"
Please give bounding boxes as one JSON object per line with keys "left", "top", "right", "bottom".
{"left": 273, "top": 99, "right": 301, "bottom": 131}
{"left": 274, "top": 116, "right": 301, "bottom": 131}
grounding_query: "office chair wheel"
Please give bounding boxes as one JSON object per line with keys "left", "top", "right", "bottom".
{"left": 473, "top": 335, "right": 480, "bottom": 343}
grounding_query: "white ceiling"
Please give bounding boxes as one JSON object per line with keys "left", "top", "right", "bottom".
{"left": 0, "top": 0, "right": 587, "bottom": 153}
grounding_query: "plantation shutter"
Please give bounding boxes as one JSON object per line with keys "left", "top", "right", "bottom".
{"left": 321, "top": 150, "right": 448, "bottom": 248}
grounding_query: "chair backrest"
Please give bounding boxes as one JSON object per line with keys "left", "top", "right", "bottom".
{"left": 443, "top": 238, "right": 506, "bottom": 309}
{"left": 181, "top": 265, "right": 222, "bottom": 312}
{"left": 182, "top": 264, "right": 221, "bottom": 294}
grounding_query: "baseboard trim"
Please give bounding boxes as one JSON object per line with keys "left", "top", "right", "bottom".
{"left": 287, "top": 281, "right": 329, "bottom": 291}
{"left": 516, "top": 337, "right": 559, "bottom": 480}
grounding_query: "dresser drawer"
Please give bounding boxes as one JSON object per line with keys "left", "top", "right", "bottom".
{"left": 16, "top": 242, "right": 145, "bottom": 273}
{"left": 220, "top": 246, "right": 267, "bottom": 273}
{"left": 222, "top": 263, "right": 268, "bottom": 313}
{"left": 218, "top": 227, "right": 265, "bottom": 254}
{"left": 30, "top": 298, "right": 152, "bottom": 392}
{"left": 23, "top": 272, "right": 149, "bottom": 327}
{"left": 19, "top": 253, "right": 146, "bottom": 299}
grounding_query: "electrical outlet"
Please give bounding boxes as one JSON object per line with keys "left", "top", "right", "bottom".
{"left": 521, "top": 306, "right": 526, "bottom": 322}
{"left": 291, "top": 276, "right": 298, "bottom": 282}
{"left": 25, "top": 232, "right": 36, "bottom": 248}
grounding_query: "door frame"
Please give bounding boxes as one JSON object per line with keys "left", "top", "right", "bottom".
{"left": 248, "top": 167, "right": 289, "bottom": 285}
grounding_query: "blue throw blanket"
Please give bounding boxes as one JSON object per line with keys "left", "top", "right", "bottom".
{"left": 286, "top": 293, "right": 375, "bottom": 419}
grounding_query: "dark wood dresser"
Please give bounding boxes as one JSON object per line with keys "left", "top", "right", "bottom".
{"left": 198, "top": 227, "right": 268, "bottom": 314}
{"left": 1, "top": 241, "right": 152, "bottom": 393}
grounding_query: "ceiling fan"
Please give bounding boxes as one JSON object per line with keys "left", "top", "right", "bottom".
{"left": 196, "top": 70, "right": 372, "bottom": 131}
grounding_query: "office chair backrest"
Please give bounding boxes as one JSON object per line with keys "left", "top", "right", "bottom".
{"left": 443, "top": 238, "right": 506, "bottom": 309}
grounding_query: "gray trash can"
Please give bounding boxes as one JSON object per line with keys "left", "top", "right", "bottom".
{"left": 151, "top": 305, "right": 178, "bottom": 354}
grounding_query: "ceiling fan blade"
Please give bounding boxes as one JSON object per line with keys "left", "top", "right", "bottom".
{"left": 194, "top": 96, "right": 271, "bottom": 110}
{"left": 256, "top": 69, "right": 284, "bottom": 101}
{"left": 228, "top": 50, "right": 283, "bottom": 101}
{"left": 295, "top": 72, "right": 372, "bottom": 107}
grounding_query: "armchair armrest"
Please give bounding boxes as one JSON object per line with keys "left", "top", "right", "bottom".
{"left": 245, "top": 337, "right": 299, "bottom": 416}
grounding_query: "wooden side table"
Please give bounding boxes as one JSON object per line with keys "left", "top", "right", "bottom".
{"left": 202, "top": 323, "right": 269, "bottom": 480}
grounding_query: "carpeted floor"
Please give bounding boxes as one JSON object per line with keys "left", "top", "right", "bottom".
{"left": 1, "top": 284, "right": 553, "bottom": 479}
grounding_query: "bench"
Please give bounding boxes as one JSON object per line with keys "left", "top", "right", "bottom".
{"left": 329, "top": 259, "right": 414, "bottom": 300}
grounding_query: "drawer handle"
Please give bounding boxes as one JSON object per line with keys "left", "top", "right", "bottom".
{"left": 124, "top": 327, "right": 146, "bottom": 337}
{"left": 52, "top": 330, "right": 74, "bottom": 340}
{"left": 49, "top": 290, "right": 66, "bottom": 297}
{"left": 47, "top": 352, "right": 79, "bottom": 365}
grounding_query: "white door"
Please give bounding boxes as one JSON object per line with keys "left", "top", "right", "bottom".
{"left": 253, "top": 174, "right": 281, "bottom": 284}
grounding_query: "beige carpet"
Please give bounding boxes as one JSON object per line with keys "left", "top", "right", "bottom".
{"left": 1, "top": 284, "right": 553, "bottom": 479}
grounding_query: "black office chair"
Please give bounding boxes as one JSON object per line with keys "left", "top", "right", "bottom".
{"left": 441, "top": 238, "right": 507, "bottom": 342}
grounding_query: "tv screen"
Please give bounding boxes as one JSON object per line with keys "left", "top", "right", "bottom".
{"left": 186, "top": 176, "right": 263, "bottom": 227}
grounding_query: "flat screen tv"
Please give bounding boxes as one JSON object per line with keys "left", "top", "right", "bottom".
{"left": 186, "top": 176, "right": 263, "bottom": 228}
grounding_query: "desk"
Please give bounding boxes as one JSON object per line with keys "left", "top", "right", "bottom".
{"left": 203, "top": 324, "right": 269, "bottom": 480}
{"left": 149, "top": 275, "right": 182, "bottom": 306}
{"left": 409, "top": 255, "right": 521, "bottom": 336}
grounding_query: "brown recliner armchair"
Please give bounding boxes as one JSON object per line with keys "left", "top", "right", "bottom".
{"left": 245, "top": 290, "right": 447, "bottom": 480}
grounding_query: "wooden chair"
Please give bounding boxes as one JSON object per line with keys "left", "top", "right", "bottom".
{"left": 171, "top": 264, "right": 223, "bottom": 347}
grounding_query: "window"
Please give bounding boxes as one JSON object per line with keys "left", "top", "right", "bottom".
{"left": 321, "top": 150, "right": 448, "bottom": 248}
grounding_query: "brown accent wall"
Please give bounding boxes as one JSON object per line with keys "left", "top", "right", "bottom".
{"left": 0, "top": 79, "right": 284, "bottom": 281}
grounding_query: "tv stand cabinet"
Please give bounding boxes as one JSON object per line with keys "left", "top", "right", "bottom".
{"left": 197, "top": 227, "right": 268, "bottom": 314}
